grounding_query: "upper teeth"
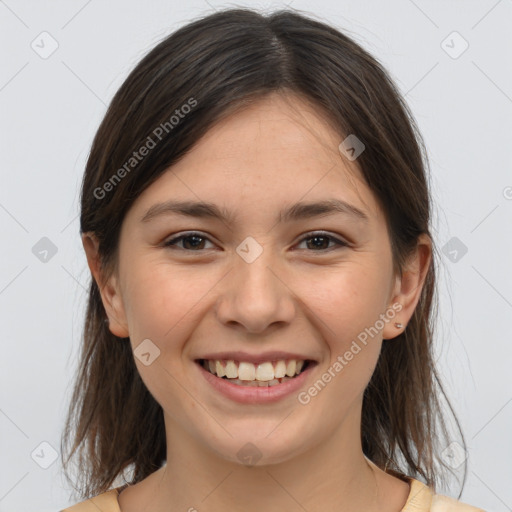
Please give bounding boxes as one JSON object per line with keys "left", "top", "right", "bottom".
{"left": 204, "top": 359, "right": 306, "bottom": 381}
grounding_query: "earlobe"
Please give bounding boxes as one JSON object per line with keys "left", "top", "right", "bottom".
{"left": 382, "top": 234, "right": 432, "bottom": 341}
{"left": 81, "top": 233, "right": 130, "bottom": 338}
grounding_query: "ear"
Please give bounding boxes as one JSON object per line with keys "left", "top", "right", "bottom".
{"left": 81, "top": 232, "right": 129, "bottom": 338}
{"left": 382, "top": 233, "right": 432, "bottom": 341}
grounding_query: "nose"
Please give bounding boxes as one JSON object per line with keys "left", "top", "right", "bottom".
{"left": 214, "top": 251, "right": 296, "bottom": 334}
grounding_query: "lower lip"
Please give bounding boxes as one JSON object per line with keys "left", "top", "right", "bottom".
{"left": 195, "top": 360, "right": 317, "bottom": 404}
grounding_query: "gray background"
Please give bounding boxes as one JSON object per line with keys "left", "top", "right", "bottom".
{"left": 0, "top": 1, "right": 511, "bottom": 511}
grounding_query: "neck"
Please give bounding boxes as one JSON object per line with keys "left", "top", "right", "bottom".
{"left": 145, "top": 414, "right": 389, "bottom": 512}
{"left": 118, "top": 403, "right": 411, "bottom": 512}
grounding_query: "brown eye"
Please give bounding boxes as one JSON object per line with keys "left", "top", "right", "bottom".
{"left": 162, "top": 231, "right": 348, "bottom": 253}
{"left": 164, "top": 232, "right": 214, "bottom": 251}
{"left": 296, "top": 232, "right": 348, "bottom": 252}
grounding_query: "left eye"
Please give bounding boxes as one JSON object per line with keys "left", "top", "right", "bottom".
{"left": 163, "top": 231, "right": 348, "bottom": 252}
{"left": 296, "top": 232, "right": 348, "bottom": 251}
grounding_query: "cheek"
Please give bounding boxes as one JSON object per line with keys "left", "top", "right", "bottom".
{"left": 295, "top": 265, "right": 389, "bottom": 391}
{"left": 122, "top": 266, "right": 209, "bottom": 413}
{"left": 123, "top": 250, "right": 390, "bottom": 403}
{"left": 123, "top": 264, "right": 214, "bottom": 357}
{"left": 300, "top": 263, "right": 390, "bottom": 340}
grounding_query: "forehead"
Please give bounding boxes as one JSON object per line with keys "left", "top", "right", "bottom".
{"left": 187, "top": 93, "right": 355, "bottom": 172}
{"left": 128, "top": 92, "right": 382, "bottom": 225}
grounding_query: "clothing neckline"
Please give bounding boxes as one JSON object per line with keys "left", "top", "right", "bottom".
{"left": 112, "top": 477, "right": 432, "bottom": 512}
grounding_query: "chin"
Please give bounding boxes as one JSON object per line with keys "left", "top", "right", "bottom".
{"left": 204, "top": 430, "right": 310, "bottom": 468}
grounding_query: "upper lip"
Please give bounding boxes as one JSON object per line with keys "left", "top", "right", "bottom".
{"left": 196, "top": 351, "right": 317, "bottom": 365}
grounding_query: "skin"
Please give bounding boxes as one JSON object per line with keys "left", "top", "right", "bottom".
{"left": 83, "top": 92, "right": 431, "bottom": 512}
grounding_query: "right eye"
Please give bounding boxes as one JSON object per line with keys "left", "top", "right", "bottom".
{"left": 163, "top": 232, "right": 216, "bottom": 251}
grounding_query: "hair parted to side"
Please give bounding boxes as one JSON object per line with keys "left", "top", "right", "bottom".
{"left": 61, "top": 7, "right": 467, "bottom": 500}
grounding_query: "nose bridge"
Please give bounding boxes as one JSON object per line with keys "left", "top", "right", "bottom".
{"left": 215, "top": 236, "right": 295, "bottom": 332}
{"left": 237, "top": 240, "right": 278, "bottom": 291}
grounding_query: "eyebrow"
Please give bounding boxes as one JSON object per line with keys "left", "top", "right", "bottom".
{"left": 140, "top": 198, "right": 369, "bottom": 224}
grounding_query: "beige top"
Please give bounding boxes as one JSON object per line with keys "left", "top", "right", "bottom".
{"left": 60, "top": 477, "right": 486, "bottom": 511}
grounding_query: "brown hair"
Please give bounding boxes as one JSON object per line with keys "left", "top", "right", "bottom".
{"left": 61, "top": 7, "right": 467, "bottom": 500}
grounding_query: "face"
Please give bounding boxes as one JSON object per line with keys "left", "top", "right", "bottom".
{"left": 89, "top": 92, "right": 427, "bottom": 467}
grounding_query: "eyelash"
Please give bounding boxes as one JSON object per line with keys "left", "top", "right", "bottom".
{"left": 163, "top": 231, "right": 348, "bottom": 253}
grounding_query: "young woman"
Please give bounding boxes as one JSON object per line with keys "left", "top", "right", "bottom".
{"left": 59, "top": 7, "right": 486, "bottom": 512}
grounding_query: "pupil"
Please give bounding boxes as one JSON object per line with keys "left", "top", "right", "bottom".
{"left": 308, "top": 236, "right": 328, "bottom": 250}
{"left": 185, "top": 235, "right": 203, "bottom": 249}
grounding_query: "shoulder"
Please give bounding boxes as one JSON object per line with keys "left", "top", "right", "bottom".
{"left": 404, "top": 478, "right": 487, "bottom": 512}
{"left": 431, "top": 493, "right": 487, "bottom": 512}
{"left": 60, "top": 487, "right": 122, "bottom": 512}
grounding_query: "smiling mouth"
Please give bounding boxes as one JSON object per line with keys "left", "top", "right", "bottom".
{"left": 195, "top": 358, "right": 315, "bottom": 387}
